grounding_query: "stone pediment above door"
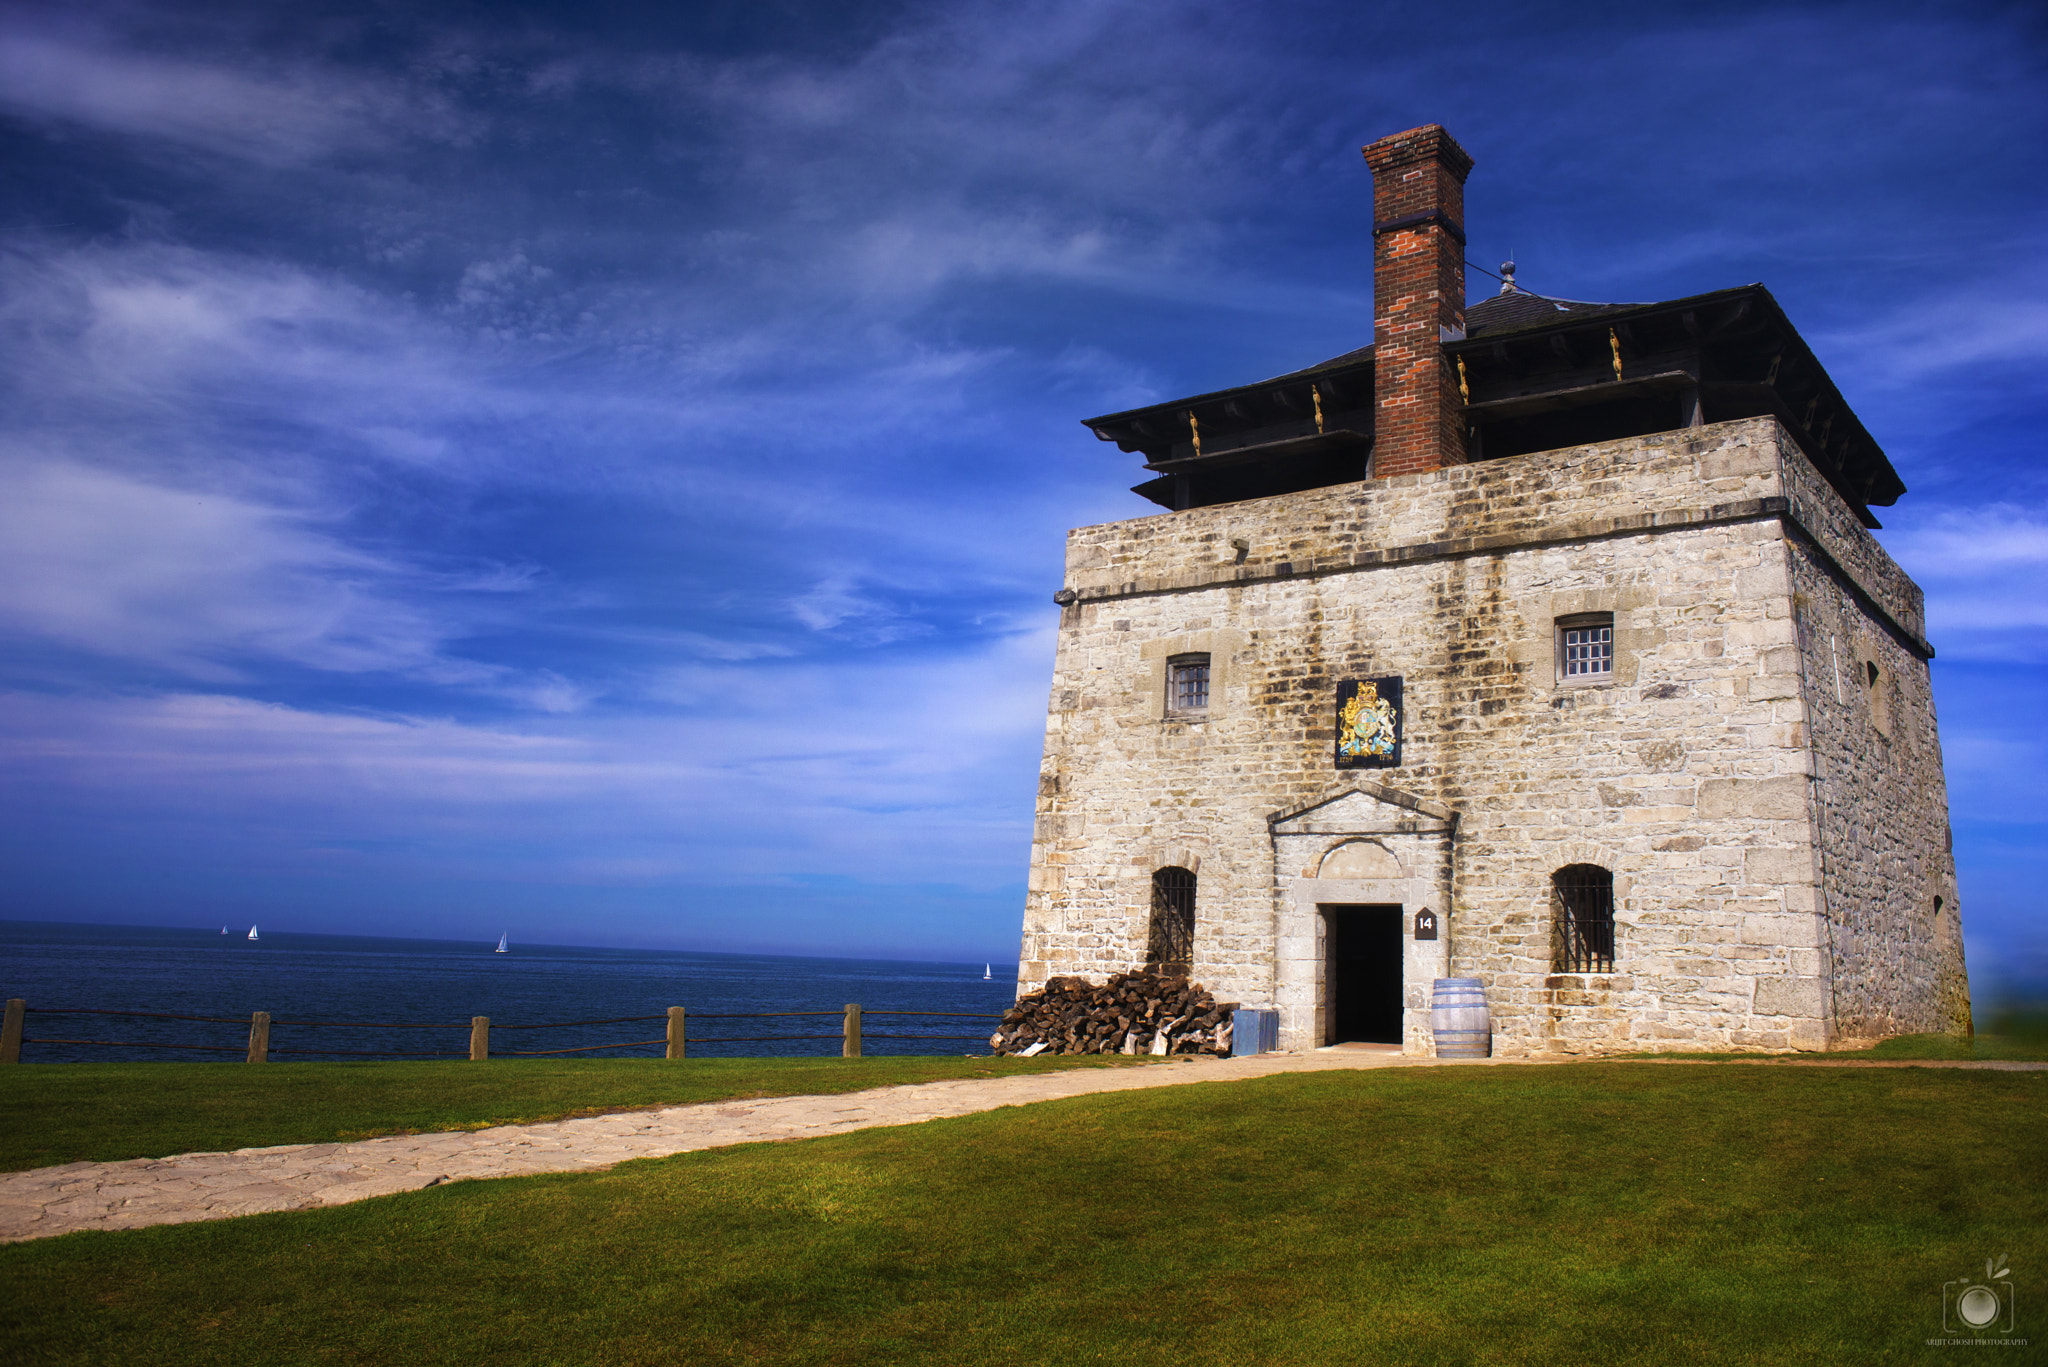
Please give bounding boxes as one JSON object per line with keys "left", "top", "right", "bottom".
{"left": 1268, "top": 782, "right": 1457, "bottom": 837}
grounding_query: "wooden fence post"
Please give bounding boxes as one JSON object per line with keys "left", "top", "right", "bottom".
{"left": 842, "top": 1003, "right": 862, "bottom": 1058}
{"left": 2, "top": 999, "right": 23, "bottom": 1064}
{"left": 470, "top": 1016, "right": 490, "bottom": 1061}
{"left": 246, "top": 1011, "right": 270, "bottom": 1064}
{"left": 666, "top": 1006, "right": 686, "bottom": 1060}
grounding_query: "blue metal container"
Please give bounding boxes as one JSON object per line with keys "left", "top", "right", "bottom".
{"left": 1230, "top": 1007, "right": 1279, "bottom": 1057}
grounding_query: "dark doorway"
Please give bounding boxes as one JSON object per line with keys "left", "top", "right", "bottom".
{"left": 1324, "top": 904, "right": 1403, "bottom": 1045}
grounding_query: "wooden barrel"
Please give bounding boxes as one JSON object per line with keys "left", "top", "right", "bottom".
{"left": 1430, "top": 978, "right": 1491, "bottom": 1058}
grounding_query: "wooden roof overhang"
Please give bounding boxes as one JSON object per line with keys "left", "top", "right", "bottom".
{"left": 1080, "top": 349, "right": 1376, "bottom": 510}
{"left": 1079, "top": 285, "right": 1903, "bottom": 523}
{"left": 1447, "top": 284, "right": 1904, "bottom": 526}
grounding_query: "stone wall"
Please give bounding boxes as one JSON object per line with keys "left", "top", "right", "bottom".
{"left": 1020, "top": 415, "right": 1967, "bottom": 1054}
{"left": 1786, "top": 526, "right": 1970, "bottom": 1039}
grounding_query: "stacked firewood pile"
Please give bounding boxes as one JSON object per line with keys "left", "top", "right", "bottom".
{"left": 989, "top": 968, "right": 1233, "bottom": 1057}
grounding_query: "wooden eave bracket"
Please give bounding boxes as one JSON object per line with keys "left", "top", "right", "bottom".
{"left": 1448, "top": 286, "right": 1906, "bottom": 519}
{"left": 1143, "top": 428, "right": 1371, "bottom": 474}
{"left": 1460, "top": 370, "right": 1696, "bottom": 420}
{"left": 1082, "top": 363, "right": 1375, "bottom": 448}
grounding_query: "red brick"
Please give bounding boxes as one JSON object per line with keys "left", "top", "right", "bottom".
{"left": 1362, "top": 124, "right": 1473, "bottom": 479}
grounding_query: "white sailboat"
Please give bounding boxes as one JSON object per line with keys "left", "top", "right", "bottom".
{"left": 495, "top": 932, "right": 508, "bottom": 953}
{"left": 247, "top": 925, "right": 259, "bottom": 941}
{"left": 220, "top": 925, "right": 228, "bottom": 935}
{"left": 983, "top": 963, "right": 992, "bottom": 980}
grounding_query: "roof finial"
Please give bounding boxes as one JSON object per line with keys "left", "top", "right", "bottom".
{"left": 1499, "top": 259, "right": 1518, "bottom": 295}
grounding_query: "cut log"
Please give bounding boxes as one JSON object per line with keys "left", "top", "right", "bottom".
{"left": 991, "top": 967, "right": 1231, "bottom": 1058}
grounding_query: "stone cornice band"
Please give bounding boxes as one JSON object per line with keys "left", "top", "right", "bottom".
{"left": 1054, "top": 494, "right": 1935, "bottom": 660}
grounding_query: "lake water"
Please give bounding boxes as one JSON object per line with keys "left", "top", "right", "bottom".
{"left": 0, "top": 921, "right": 1017, "bottom": 1063}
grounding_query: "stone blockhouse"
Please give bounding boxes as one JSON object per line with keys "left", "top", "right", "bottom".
{"left": 1015, "top": 124, "right": 1970, "bottom": 1055}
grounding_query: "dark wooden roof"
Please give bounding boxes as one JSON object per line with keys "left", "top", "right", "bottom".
{"left": 1082, "top": 281, "right": 1904, "bottom": 524}
{"left": 1464, "top": 288, "right": 1641, "bottom": 337}
{"left": 1446, "top": 283, "right": 1904, "bottom": 521}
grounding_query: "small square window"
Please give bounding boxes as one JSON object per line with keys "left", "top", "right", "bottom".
{"left": 1558, "top": 615, "right": 1613, "bottom": 682}
{"left": 1168, "top": 654, "right": 1210, "bottom": 713}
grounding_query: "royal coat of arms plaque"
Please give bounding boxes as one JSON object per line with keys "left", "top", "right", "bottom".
{"left": 1334, "top": 676, "right": 1403, "bottom": 768}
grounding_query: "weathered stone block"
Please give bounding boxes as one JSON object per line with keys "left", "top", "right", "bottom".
{"left": 1741, "top": 913, "right": 1822, "bottom": 948}
{"left": 1753, "top": 976, "right": 1826, "bottom": 1017}
{"left": 1788, "top": 1019, "right": 1827, "bottom": 1051}
{"left": 1744, "top": 846, "right": 1816, "bottom": 886}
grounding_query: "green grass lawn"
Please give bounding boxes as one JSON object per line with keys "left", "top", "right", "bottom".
{"left": 4, "top": 1062, "right": 2042, "bottom": 1366}
{"left": 0, "top": 1055, "right": 1160, "bottom": 1172}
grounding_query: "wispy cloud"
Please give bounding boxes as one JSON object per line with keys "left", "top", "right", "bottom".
{"left": 0, "top": 459, "right": 461, "bottom": 680}
{"left": 1944, "top": 729, "right": 2048, "bottom": 822}
{"left": 1882, "top": 506, "right": 2048, "bottom": 660}
{"left": 0, "top": 24, "right": 469, "bottom": 165}
{"left": 0, "top": 242, "right": 494, "bottom": 483}
{"left": 0, "top": 620, "right": 1053, "bottom": 890}
{"left": 1814, "top": 280, "right": 2048, "bottom": 391}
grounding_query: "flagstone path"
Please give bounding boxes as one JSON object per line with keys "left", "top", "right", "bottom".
{"left": 3, "top": 1049, "right": 2037, "bottom": 1244}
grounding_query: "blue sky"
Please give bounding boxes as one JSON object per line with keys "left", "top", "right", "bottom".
{"left": 0, "top": 1, "right": 2042, "bottom": 994}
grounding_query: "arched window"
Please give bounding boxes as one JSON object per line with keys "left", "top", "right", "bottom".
{"left": 1148, "top": 867, "right": 1196, "bottom": 973}
{"left": 1553, "top": 864, "right": 1616, "bottom": 973}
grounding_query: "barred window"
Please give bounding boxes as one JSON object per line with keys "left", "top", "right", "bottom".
{"left": 1560, "top": 615, "right": 1613, "bottom": 679}
{"left": 1148, "top": 867, "right": 1196, "bottom": 972}
{"left": 1554, "top": 864, "right": 1616, "bottom": 973}
{"left": 1168, "top": 654, "right": 1210, "bottom": 713}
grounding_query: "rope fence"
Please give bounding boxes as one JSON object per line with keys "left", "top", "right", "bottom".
{"left": 0, "top": 998, "right": 1003, "bottom": 1064}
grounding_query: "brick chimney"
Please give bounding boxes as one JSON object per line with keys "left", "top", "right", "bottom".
{"left": 1362, "top": 125, "right": 1474, "bottom": 477}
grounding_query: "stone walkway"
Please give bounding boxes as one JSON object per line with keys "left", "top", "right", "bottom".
{"left": 3, "top": 1049, "right": 2037, "bottom": 1244}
